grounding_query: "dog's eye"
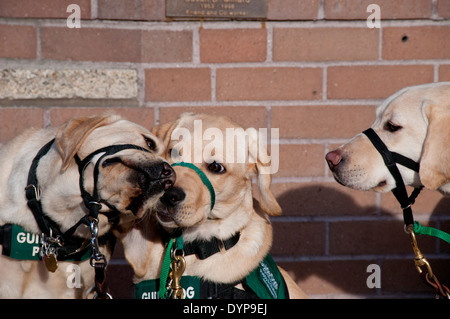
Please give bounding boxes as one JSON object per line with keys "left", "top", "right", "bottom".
{"left": 207, "top": 161, "right": 226, "bottom": 174}
{"left": 384, "top": 121, "right": 402, "bottom": 133}
{"left": 143, "top": 136, "right": 156, "bottom": 151}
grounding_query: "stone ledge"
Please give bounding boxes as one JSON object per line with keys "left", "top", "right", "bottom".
{"left": 0, "top": 69, "right": 138, "bottom": 100}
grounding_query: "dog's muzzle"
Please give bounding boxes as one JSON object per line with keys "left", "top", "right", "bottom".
{"left": 362, "top": 128, "right": 422, "bottom": 226}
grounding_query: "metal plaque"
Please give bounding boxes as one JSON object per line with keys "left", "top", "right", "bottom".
{"left": 166, "top": 0, "right": 267, "bottom": 19}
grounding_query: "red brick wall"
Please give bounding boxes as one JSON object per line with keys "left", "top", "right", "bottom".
{"left": 0, "top": 0, "right": 449, "bottom": 298}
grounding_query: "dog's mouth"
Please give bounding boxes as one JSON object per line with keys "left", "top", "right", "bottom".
{"left": 99, "top": 158, "right": 176, "bottom": 217}
{"left": 155, "top": 187, "right": 188, "bottom": 227}
{"left": 127, "top": 175, "right": 176, "bottom": 217}
{"left": 156, "top": 209, "right": 175, "bottom": 223}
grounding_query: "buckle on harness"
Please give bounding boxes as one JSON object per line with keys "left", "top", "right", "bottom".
{"left": 25, "top": 184, "right": 40, "bottom": 201}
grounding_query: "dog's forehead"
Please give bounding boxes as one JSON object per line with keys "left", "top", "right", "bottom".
{"left": 82, "top": 119, "right": 159, "bottom": 154}
{"left": 374, "top": 85, "right": 436, "bottom": 127}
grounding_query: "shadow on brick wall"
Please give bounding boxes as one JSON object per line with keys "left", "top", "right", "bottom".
{"left": 107, "top": 184, "right": 450, "bottom": 299}
{"left": 273, "top": 184, "right": 450, "bottom": 298}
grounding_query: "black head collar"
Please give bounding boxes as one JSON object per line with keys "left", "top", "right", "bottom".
{"left": 25, "top": 139, "right": 151, "bottom": 260}
{"left": 363, "top": 128, "right": 423, "bottom": 226}
{"left": 74, "top": 143, "right": 151, "bottom": 224}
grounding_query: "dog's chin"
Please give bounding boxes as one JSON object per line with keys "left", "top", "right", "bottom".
{"left": 332, "top": 172, "right": 395, "bottom": 193}
{"left": 156, "top": 209, "right": 177, "bottom": 228}
{"left": 156, "top": 206, "right": 208, "bottom": 230}
{"left": 125, "top": 191, "right": 165, "bottom": 218}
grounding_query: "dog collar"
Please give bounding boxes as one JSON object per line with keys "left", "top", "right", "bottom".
{"left": 362, "top": 128, "right": 422, "bottom": 227}
{"left": 171, "top": 162, "right": 215, "bottom": 211}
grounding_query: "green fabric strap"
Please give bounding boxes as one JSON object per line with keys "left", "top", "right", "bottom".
{"left": 414, "top": 221, "right": 450, "bottom": 244}
{"left": 171, "top": 162, "right": 215, "bottom": 210}
{"left": 158, "top": 236, "right": 184, "bottom": 299}
{"left": 158, "top": 238, "right": 173, "bottom": 299}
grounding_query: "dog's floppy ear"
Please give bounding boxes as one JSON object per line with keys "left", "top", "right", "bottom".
{"left": 151, "top": 121, "right": 176, "bottom": 148}
{"left": 247, "top": 128, "right": 282, "bottom": 216}
{"left": 420, "top": 103, "right": 450, "bottom": 190}
{"left": 56, "top": 115, "right": 121, "bottom": 171}
{"left": 151, "top": 114, "right": 192, "bottom": 148}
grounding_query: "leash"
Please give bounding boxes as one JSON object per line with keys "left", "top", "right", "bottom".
{"left": 19, "top": 138, "right": 152, "bottom": 298}
{"left": 363, "top": 128, "right": 450, "bottom": 298}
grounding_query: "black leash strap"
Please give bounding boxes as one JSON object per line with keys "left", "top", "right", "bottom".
{"left": 362, "top": 128, "right": 421, "bottom": 226}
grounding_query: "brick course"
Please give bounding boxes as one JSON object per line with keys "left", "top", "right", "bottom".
{"left": 0, "top": 0, "right": 449, "bottom": 299}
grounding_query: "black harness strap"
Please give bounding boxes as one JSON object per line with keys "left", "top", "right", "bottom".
{"left": 25, "top": 138, "right": 57, "bottom": 237}
{"left": 24, "top": 139, "right": 151, "bottom": 260}
{"left": 362, "top": 128, "right": 422, "bottom": 226}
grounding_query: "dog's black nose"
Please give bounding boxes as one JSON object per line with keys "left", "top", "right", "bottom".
{"left": 161, "top": 187, "right": 185, "bottom": 207}
{"left": 160, "top": 162, "right": 176, "bottom": 190}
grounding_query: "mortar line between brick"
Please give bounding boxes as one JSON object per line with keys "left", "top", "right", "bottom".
{"left": 272, "top": 253, "right": 432, "bottom": 262}
{"left": 154, "top": 106, "right": 160, "bottom": 125}
{"left": 318, "top": 0, "right": 325, "bottom": 20}
{"left": 378, "top": 26, "right": 382, "bottom": 60}
{"left": 43, "top": 109, "right": 51, "bottom": 127}
{"left": 434, "top": 64, "right": 439, "bottom": 82}
{"left": 2, "top": 59, "right": 449, "bottom": 70}
{"left": 431, "top": 0, "right": 438, "bottom": 19}
{"left": 192, "top": 26, "right": 200, "bottom": 64}
{"left": 136, "top": 66, "right": 146, "bottom": 107}
{"left": 36, "top": 25, "right": 42, "bottom": 61}
{"left": 266, "top": 24, "right": 273, "bottom": 63}
{"left": 272, "top": 215, "right": 405, "bottom": 223}
{"left": 139, "top": 59, "right": 449, "bottom": 68}
{"left": 145, "top": 99, "right": 380, "bottom": 108}
{"left": 90, "top": 0, "right": 98, "bottom": 20}
{"left": 210, "top": 67, "right": 216, "bottom": 102}
{"left": 1, "top": 18, "right": 449, "bottom": 29}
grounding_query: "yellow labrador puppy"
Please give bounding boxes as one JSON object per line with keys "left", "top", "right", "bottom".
{"left": 0, "top": 114, "right": 174, "bottom": 298}
{"left": 326, "top": 82, "right": 450, "bottom": 195}
{"left": 118, "top": 113, "right": 307, "bottom": 299}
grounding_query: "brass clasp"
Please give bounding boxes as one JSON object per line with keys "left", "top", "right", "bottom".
{"left": 169, "top": 254, "right": 186, "bottom": 299}
{"left": 406, "top": 225, "right": 434, "bottom": 280}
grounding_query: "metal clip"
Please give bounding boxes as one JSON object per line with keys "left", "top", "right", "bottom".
{"left": 89, "top": 218, "right": 107, "bottom": 267}
{"left": 169, "top": 254, "right": 186, "bottom": 299}
{"left": 406, "top": 225, "right": 434, "bottom": 279}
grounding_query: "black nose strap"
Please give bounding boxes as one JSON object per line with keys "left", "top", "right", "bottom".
{"left": 362, "top": 128, "right": 420, "bottom": 173}
{"left": 362, "top": 128, "right": 422, "bottom": 227}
